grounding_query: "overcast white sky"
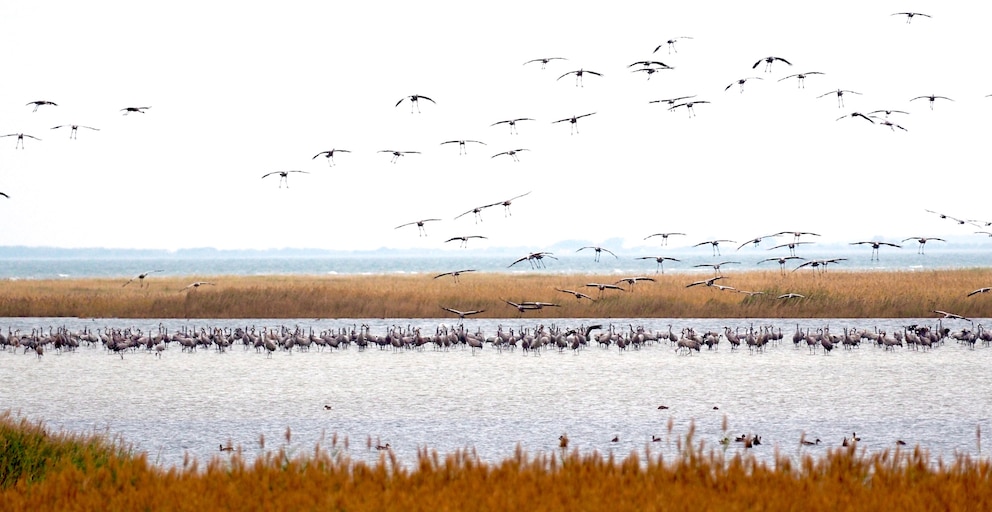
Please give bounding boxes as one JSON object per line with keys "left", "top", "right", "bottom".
{"left": 0, "top": 2, "right": 989, "bottom": 251}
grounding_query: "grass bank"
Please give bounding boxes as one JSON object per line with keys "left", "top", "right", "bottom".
{"left": 1, "top": 269, "right": 991, "bottom": 318}
{"left": 1, "top": 412, "right": 990, "bottom": 511}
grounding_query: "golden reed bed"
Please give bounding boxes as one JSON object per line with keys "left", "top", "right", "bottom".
{"left": 2, "top": 412, "right": 990, "bottom": 511}
{"left": 2, "top": 269, "right": 991, "bottom": 319}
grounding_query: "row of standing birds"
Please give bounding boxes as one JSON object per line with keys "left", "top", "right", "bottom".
{"left": 4, "top": 319, "right": 989, "bottom": 359}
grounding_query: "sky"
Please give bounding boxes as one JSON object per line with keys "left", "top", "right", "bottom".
{"left": 0, "top": 1, "right": 990, "bottom": 252}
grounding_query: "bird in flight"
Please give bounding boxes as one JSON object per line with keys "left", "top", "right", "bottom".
{"left": 577, "top": 245, "right": 618, "bottom": 262}
{"left": 395, "top": 218, "right": 441, "bottom": 236}
{"left": 123, "top": 270, "right": 164, "bottom": 288}
{"left": 557, "top": 68, "right": 603, "bottom": 87}
{"left": 509, "top": 251, "right": 557, "bottom": 269}
{"left": 902, "top": 236, "right": 945, "bottom": 254}
{"left": 966, "top": 287, "right": 992, "bottom": 297}
{"left": 261, "top": 170, "right": 308, "bottom": 188}
{"left": 615, "top": 276, "right": 656, "bottom": 289}
{"left": 753, "top": 56, "right": 791, "bottom": 72}
{"left": 818, "top": 89, "right": 861, "bottom": 108}
{"left": 396, "top": 94, "right": 435, "bottom": 113}
{"left": 632, "top": 66, "right": 674, "bottom": 80}
{"left": 121, "top": 106, "right": 151, "bottom": 115}
{"left": 26, "top": 100, "right": 57, "bottom": 112}
{"left": 636, "top": 256, "right": 680, "bottom": 274}
{"left": 694, "top": 239, "right": 736, "bottom": 256}
{"left": 850, "top": 241, "right": 901, "bottom": 261}
{"left": 726, "top": 77, "right": 763, "bottom": 93}
{"left": 669, "top": 100, "right": 709, "bottom": 118}
{"left": 445, "top": 235, "right": 487, "bottom": 248}
{"left": 552, "top": 113, "right": 596, "bottom": 134}
{"left": 654, "top": 37, "right": 692, "bottom": 54}
{"left": 312, "top": 149, "right": 350, "bottom": 166}
{"left": 925, "top": 209, "right": 967, "bottom": 225}
{"left": 555, "top": 288, "right": 595, "bottom": 301}
{"left": 455, "top": 202, "right": 500, "bottom": 223}
{"left": 933, "top": 310, "right": 968, "bottom": 321}
{"left": 440, "top": 140, "right": 486, "bottom": 155}
{"left": 441, "top": 307, "right": 486, "bottom": 318}
{"left": 650, "top": 96, "right": 695, "bottom": 109}
{"left": 585, "top": 282, "right": 626, "bottom": 297}
{"left": 768, "top": 241, "right": 813, "bottom": 257}
{"left": 491, "top": 118, "right": 534, "bottom": 135}
{"left": 491, "top": 148, "right": 529, "bottom": 162}
{"left": 777, "top": 293, "right": 805, "bottom": 299}
{"left": 867, "top": 109, "right": 909, "bottom": 118}
{"left": 758, "top": 256, "right": 805, "bottom": 273}
{"left": 644, "top": 232, "right": 685, "bottom": 246}
{"left": 774, "top": 231, "right": 820, "bottom": 242}
{"left": 379, "top": 150, "right": 420, "bottom": 163}
{"left": 778, "top": 71, "right": 824, "bottom": 88}
{"left": 910, "top": 94, "right": 953, "bottom": 110}
{"left": 836, "top": 112, "right": 875, "bottom": 124}
{"left": 433, "top": 269, "right": 476, "bottom": 283}
{"left": 0, "top": 133, "right": 40, "bottom": 149}
{"left": 892, "top": 12, "right": 931, "bottom": 23}
{"left": 182, "top": 281, "right": 215, "bottom": 291}
{"left": 693, "top": 261, "right": 740, "bottom": 275}
{"left": 494, "top": 191, "right": 531, "bottom": 216}
{"left": 51, "top": 124, "right": 100, "bottom": 139}
{"left": 686, "top": 276, "right": 727, "bottom": 288}
{"left": 523, "top": 57, "right": 567, "bottom": 69}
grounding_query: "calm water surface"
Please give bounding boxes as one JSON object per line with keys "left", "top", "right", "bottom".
{"left": 2, "top": 316, "right": 989, "bottom": 469}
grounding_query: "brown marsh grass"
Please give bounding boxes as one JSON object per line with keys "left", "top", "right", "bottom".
{"left": 1, "top": 269, "right": 991, "bottom": 319}
{"left": 2, "top": 412, "right": 991, "bottom": 511}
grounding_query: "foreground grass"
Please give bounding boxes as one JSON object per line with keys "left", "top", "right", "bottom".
{"left": 1, "top": 269, "right": 991, "bottom": 318}
{"left": 2, "top": 413, "right": 990, "bottom": 511}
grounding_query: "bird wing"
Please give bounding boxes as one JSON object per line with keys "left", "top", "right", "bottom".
{"left": 0, "top": 192, "right": 8, "bottom": 198}
{"left": 261, "top": 172, "right": 279, "bottom": 179}
{"left": 557, "top": 71, "right": 576, "bottom": 80}
{"left": 420, "top": 96, "right": 436, "bottom": 104}
{"left": 967, "top": 288, "right": 992, "bottom": 297}
{"left": 776, "top": 57, "right": 792, "bottom": 65}
{"left": 395, "top": 98, "right": 406, "bottom": 106}
{"left": 313, "top": 152, "right": 330, "bottom": 159}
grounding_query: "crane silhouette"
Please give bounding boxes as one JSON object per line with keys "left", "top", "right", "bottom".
{"left": 0, "top": 133, "right": 40, "bottom": 149}
{"left": 523, "top": 57, "right": 567, "bottom": 69}
{"left": 818, "top": 89, "right": 861, "bottom": 108}
{"left": 396, "top": 94, "right": 435, "bottom": 113}
{"left": 726, "top": 77, "right": 763, "bottom": 93}
{"left": 552, "top": 113, "right": 595, "bottom": 134}
{"left": 395, "top": 218, "right": 441, "bottom": 236}
{"left": 491, "top": 118, "right": 534, "bottom": 135}
{"left": 121, "top": 106, "right": 151, "bottom": 115}
{"left": 494, "top": 191, "right": 530, "bottom": 216}
{"left": 51, "top": 124, "right": 99, "bottom": 139}
{"left": 653, "top": 36, "right": 692, "bottom": 54}
{"left": 753, "top": 56, "right": 791, "bottom": 72}
{"left": 441, "top": 307, "right": 486, "bottom": 318}
{"left": 644, "top": 232, "right": 685, "bottom": 246}
{"left": 445, "top": 235, "right": 487, "bottom": 248}
{"left": 433, "top": 269, "right": 476, "bottom": 283}
{"left": 892, "top": 12, "right": 931, "bottom": 23}
{"left": 440, "top": 140, "right": 486, "bottom": 155}
{"left": 669, "top": 100, "right": 709, "bottom": 118}
{"left": 902, "top": 236, "right": 945, "bottom": 254}
{"left": 577, "top": 245, "right": 618, "bottom": 262}
{"left": 910, "top": 94, "right": 953, "bottom": 110}
{"left": 694, "top": 239, "right": 736, "bottom": 256}
{"left": 378, "top": 150, "right": 420, "bottom": 163}
{"left": 491, "top": 149, "right": 529, "bottom": 162}
{"left": 123, "top": 270, "right": 164, "bottom": 288}
{"left": 26, "top": 100, "right": 57, "bottom": 112}
{"left": 778, "top": 71, "right": 824, "bottom": 88}
{"left": 850, "top": 241, "right": 902, "bottom": 261}
{"left": 557, "top": 68, "right": 603, "bottom": 87}
{"left": 312, "top": 149, "right": 350, "bottom": 166}
{"left": 261, "top": 170, "right": 308, "bottom": 188}
{"left": 636, "top": 256, "right": 680, "bottom": 274}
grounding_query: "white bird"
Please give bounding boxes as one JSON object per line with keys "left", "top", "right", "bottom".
{"left": 396, "top": 94, "right": 435, "bottom": 113}
{"left": 967, "top": 287, "right": 992, "bottom": 297}
{"left": 312, "top": 149, "right": 350, "bottom": 166}
{"left": 778, "top": 293, "right": 805, "bottom": 299}
{"left": 441, "top": 307, "right": 486, "bottom": 318}
{"left": 933, "top": 310, "right": 969, "bottom": 321}
{"left": 261, "top": 170, "right": 308, "bottom": 188}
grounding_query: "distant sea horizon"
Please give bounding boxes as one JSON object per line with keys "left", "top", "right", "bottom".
{"left": 1, "top": 241, "right": 989, "bottom": 280}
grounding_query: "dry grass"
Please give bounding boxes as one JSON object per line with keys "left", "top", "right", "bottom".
{"left": 1, "top": 269, "right": 991, "bottom": 319}
{"left": 2, "top": 412, "right": 991, "bottom": 511}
